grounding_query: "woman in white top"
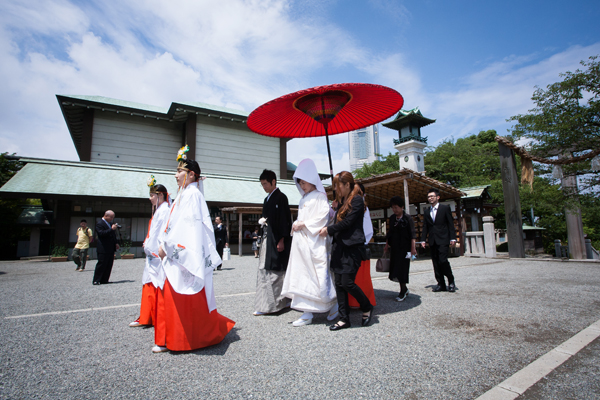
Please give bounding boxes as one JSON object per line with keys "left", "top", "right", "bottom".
{"left": 129, "top": 180, "right": 170, "bottom": 327}
{"left": 281, "top": 159, "right": 338, "bottom": 327}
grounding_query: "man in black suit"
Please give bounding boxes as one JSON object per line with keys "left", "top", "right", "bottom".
{"left": 214, "top": 216, "right": 228, "bottom": 270}
{"left": 421, "top": 189, "right": 457, "bottom": 292}
{"left": 253, "top": 169, "right": 292, "bottom": 315}
{"left": 260, "top": 170, "right": 292, "bottom": 271}
{"left": 93, "top": 210, "right": 120, "bottom": 285}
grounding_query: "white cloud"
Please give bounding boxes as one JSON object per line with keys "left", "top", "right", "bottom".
{"left": 0, "top": 0, "right": 598, "bottom": 173}
{"left": 0, "top": 0, "right": 384, "bottom": 160}
{"left": 416, "top": 43, "right": 600, "bottom": 147}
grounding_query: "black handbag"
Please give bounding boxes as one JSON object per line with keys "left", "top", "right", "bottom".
{"left": 359, "top": 244, "right": 371, "bottom": 261}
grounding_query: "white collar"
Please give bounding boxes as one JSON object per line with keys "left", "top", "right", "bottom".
{"left": 267, "top": 187, "right": 278, "bottom": 201}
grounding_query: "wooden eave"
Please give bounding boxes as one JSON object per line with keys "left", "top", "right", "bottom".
{"left": 325, "top": 169, "right": 465, "bottom": 210}
{"left": 221, "top": 206, "right": 298, "bottom": 214}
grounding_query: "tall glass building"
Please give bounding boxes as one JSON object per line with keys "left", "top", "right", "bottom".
{"left": 348, "top": 124, "right": 380, "bottom": 171}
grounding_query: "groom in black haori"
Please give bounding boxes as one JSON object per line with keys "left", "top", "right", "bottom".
{"left": 254, "top": 169, "right": 292, "bottom": 315}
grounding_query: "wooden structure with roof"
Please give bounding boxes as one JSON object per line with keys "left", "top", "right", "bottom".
{"left": 220, "top": 206, "right": 298, "bottom": 257}
{"left": 459, "top": 185, "right": 499, "bottom": 231}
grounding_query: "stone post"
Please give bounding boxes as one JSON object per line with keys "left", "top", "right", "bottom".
{"left": 554, "top": 239, "right": 562, "bottom": 258}
{"left": 483, "top": 216, "right": 496, "bottom": 258}
{"left": 585, "top": 239, "right": 593, "bottom": 260}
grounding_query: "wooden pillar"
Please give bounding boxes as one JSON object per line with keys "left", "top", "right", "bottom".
{"left": 561, "top": 174, "right": 586, "bottom": 259}
{"left": 54, "top": 200, "right": 72, "bottom": 246}
{"left": 225, "top": 211, "right": 230, "bottom": 248}
{"left": 403, "top": 178, "right": 410, "bottom": 212}
{"left": 280, "top": 138, "right": 288, "bottom": 179}
{"left": 455, "top": 197, "right": 465, "bottom": 256}
{"left": 185, "top": 114, "right": 197, "bottom": 157}
{"left": 238, "top": 212, "right": 243, "bottom": 257}
{"left": 498, "top": 142, "right": 525, "bottom": 258}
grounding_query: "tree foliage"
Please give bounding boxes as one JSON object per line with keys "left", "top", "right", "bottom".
{"left": 352, "top": 152, "right": 399, "bottom": 178}
{"left": 422, "top": 131, "right": 599, "bottom": 252}
{"left": 424, "top": 130, "right": 500, "bottom": 187}
{"left": 508, "top": 55, "right": 600, "bottom": 192}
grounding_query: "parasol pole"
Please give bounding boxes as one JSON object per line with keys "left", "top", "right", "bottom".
{"left": 321, "top": 96, "right": 336, "bottom": 199}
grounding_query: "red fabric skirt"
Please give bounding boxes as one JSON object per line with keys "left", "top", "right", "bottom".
{"left": 154, "top": 279, "right": 235, "bottom": 351}
{"left": 138, "top": 282, "right": 157, "bottom": 326}
{"left": 349, "top": 259, "right": 377, "bottom": 307}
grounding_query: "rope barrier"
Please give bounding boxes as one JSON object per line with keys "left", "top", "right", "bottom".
{"left": 494, "top": 136, "right": 600, "bottom": 165}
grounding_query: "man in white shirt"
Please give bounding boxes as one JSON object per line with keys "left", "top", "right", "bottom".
{"left": 421, "top": 189, "right": 457, "bottom": 292}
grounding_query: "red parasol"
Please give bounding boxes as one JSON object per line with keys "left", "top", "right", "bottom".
{"left": 247, "top": 83, "right": 404, "bottom": 179}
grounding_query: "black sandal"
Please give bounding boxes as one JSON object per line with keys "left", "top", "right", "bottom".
{"left": 362, "top": 306, "right": 374, "bottom": 327}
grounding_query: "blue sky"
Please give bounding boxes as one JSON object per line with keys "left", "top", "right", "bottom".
{"left": 1, "top": 0, "right": 599, "bottom": 174}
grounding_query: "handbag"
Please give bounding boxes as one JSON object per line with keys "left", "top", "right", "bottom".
{"left": 375, "top": 250, "right": 390, "bottom": 273}
{"left": 223, "top": 247, "right": 231, "bottom": 261}
{"left": 359, "top": 244, "right": 371, "bottom": 261}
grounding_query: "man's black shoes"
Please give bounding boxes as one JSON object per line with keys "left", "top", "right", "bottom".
{"left": 432, "top": 285, "right": 447, "bottom": 292}
{"left": 448, "top": 283, "right": 456, "bottom": 292}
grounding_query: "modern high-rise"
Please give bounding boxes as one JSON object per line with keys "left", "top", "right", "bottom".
{"left": 348, "top": 124, "right": 380, "bottom": 172}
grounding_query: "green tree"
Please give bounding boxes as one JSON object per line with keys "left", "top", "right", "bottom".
{"left": 423, "top": 130, "right": 574, "bottom": 252}
{"left": 424, "top": 129, "right": 501, "bottom": 187}
{"left": 352, "top": 152, "right": 399, "bottom": 178}
{"left": 508, "top": 55, "right": 600, "bottom": 192}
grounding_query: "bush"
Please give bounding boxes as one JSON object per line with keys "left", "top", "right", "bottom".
{"left": 120, "top": 240, "right": 132, "bottom": 255}
{"left": 496, "top": 242, "right": 509, "bottom": 252}
{"left": 51, "top": 245, "right": 69, "bottom": 257}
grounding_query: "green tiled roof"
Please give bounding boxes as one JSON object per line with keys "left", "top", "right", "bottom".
{"left": 460, "top": 185, "right": 491, "bottom": 199}
{"left": 522, "top": 224, "right": 545, "bottom": 230}
{"left": 59, "top": 95, "right": 169, "bottom": 114}
{"left": 0, "top": 158, "right": 301, "bottom": 206}
{"left": 383, "top": 107, "right": 436, "bottom": 130}
{"left": 58, "top": 95, "right": 249, "bottom": 118}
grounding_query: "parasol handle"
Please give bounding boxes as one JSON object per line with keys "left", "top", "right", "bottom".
{"left": 321, "top": 97, "right": 336, "bottom": 200}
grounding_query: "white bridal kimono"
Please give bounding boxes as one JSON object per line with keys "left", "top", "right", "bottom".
{"left": 281, "top": 160, "right": 336, "bottom": 313}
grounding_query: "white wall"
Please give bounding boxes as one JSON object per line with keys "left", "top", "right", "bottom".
{"left": 195, "top": 118, "right": 280, "bottom": 178}
{"left": 90, "top": 113, "right": 182, "bottom": 169}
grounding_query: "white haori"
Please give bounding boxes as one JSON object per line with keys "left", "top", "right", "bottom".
{"left": 160, "top": 181, "right": 221, "bottom": 312}
{"left": 142, "top": 201, "right": 170, "bottom": 287}
{"left": 281, "top": 186, "right": 336, "bottom": 313}
{"left": 363, "top": 206, "right": 373, "bottom": 244}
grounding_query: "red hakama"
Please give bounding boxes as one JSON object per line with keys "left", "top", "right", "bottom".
{"left": 138, "top": 282, "right": 157, "bottom": 326}
{"left": 349, "top": 259, "right": 377, "bottom": 307}
{"left": 154, "top": 280, "right": 235, "bottom": 351}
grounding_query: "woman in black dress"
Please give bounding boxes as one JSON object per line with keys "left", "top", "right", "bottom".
{"left": 251, "top": 227, "right": 259, "bottom": 258}
{"left": 384, "top": 196, "right": 416, "bottom": 302}
{"left": 319, "top": 171, "right": 374, "bottom": 331}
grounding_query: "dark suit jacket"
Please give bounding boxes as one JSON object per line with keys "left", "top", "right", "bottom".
{"left": 421, "top": 204, "right": 456, "bottom": 246}
{"left": 214, "top": 224, "right": 228, "bottom": 247}
{"left": 262, "top": 188, "right": 292, "bottom": 271}
{"left": 95, "top": 219, "right": 118, "bottom": 254}
{"left": 327, "top": 195, "right": 366, "bottom": 247}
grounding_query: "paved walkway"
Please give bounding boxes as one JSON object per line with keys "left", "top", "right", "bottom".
{"left": 1, "top": 256, "right": 599, "bottom": 399}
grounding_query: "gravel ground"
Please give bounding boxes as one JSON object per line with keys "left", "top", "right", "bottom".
{"left": 0, "top": 256, "right": 599, "bottom": 399}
